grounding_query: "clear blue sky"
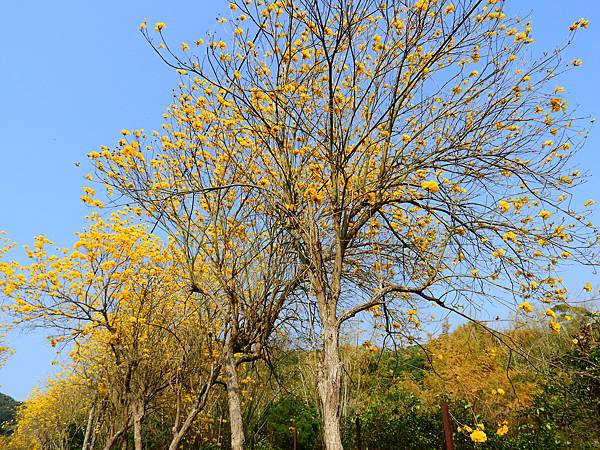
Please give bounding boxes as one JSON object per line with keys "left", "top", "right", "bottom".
{"left": 0, "top": 1, "right": 598, "bottom": 401}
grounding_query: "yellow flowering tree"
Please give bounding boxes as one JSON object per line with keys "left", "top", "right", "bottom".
{"left": 1, "top": 376, "right": 90, "bottom": 450}
{"left": 84, "top": 73, "right": 306, "bottom": 450}
{"left": 88, "top": 0, "right": 597, "bottom": 447}
{"left": 0, "top": 212, "right": 224, "bottom": 450}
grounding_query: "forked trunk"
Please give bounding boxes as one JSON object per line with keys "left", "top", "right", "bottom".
{"left": 102, "top": 428, "right": 125, "bottom": 450}
{"left": 168, "top": 365, "right": 219, "bottom": 450}
{"left": 318, "top": 320, "right": 344, "bottom": 450}
{"left": 168, "top": 406, "right": 199, "bottom": 450}
{"left": 225, "top": 341, "right": 245, "bottom": 450}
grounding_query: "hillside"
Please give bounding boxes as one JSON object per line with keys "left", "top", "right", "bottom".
{"left": 0, "top": 393, "right": 20, "bottom": 434}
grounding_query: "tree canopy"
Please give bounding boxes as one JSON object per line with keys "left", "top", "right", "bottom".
{"left": 0, "top": 1, "right": 598, "bottom": 449}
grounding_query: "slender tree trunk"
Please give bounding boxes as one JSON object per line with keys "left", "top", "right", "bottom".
{"left": 89, "top": 407, "right": 100, "bottom": 450}
{"left": 132, "top": 401, "right": 144, "bottom": 450}
{"left": 318, "top": 317, "right": 344, "bottom": 450}
{"left": 133, "top": 418, "right": 142, "bottom": 450}
{"left": 90, "top": 427, "right": 98, "bottom": 450}
{"left": 82, "top": 403, "right": 96, "bottom": 450}
{"left": 168, "top": 404, "right": 201, "bottom": 450}
{"left": 224, "top": 341, "right": 245, "bottom": 450}
{"left": 168, "top": 365, "right": 219, "bottom": 450}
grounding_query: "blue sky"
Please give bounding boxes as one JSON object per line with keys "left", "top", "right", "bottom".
{"left": 0, "top": 1, "right": 598, "bottom": 401}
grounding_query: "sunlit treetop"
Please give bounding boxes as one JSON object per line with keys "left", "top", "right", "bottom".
{"left": 86, "top": 0, "right": 597, "bottom": 342}
{"left": 0, "top": 211, "right": 200, "bottom": 343}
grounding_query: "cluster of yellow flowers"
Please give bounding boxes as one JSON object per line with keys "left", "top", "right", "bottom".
{"left": 458, "top": 423, "right": 488, "bottom": 443}
{"left": 569, "top": 18, "right": 589, "bottom": 31}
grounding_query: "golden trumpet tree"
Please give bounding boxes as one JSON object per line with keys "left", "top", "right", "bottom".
{"left": 0, "top": 212, "right": 223, "bottom": 450}
{"left": 84, "top": 55, "right": 305, "bottom": 450}
{"left": 85, "top": 150, "right": 304, "bottom": 449}
{"left": 88, "top": 0, "right": 597, "bottom": 447}
{"left": 1, "top": 376, "right": 90, "bottom": 450}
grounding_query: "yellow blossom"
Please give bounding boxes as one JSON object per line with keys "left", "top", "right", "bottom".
{"left": 498, "top": 200, "right": 510, "bottom": 213}
{"left": 304, "top": 187, "right": 323, "bottom": 203}
{"left": 518, "top": 302, "right": 533, "bottom": 313}
{"left": 413, "top": 0, "right": 429, "bottom": 13}
{"left": 492, "top": 248, "right": 506, "bottom": 258}
{"left": 569, "top": 18, "right": 589, "bottom": 30}
{"left": 538, "top": 210, "right": 551, "bottom": 220}
{"left": 421, "top": 180, "right": 439, "bottom": 193}
{"left": 470, "top": 429, "right": 487, "bottom": 443}
{"left": 496, "top": 423, "right": 509, "bottom": 436}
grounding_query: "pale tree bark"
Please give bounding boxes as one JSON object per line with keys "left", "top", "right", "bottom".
{"left": 224, "top": 341, "right": 245, "bottom": 450}
{"left": 132, "top": 401, "right": 145, "bottom": 450}
{"left": 168, "top": 405, "right": 200, "bottom": 450}
{"left": 168, "top": 365, "right": 220, "bottom": 450}
{"left": 318, "top": 316, "right": 343, "bottom": 450}
{"left": 82, "top": 403, "right": 96, "bottom": 450}
{"left": 102, "top": 429, "right": 125, "bottom": 450}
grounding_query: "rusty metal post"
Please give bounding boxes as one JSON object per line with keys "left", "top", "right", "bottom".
{"left": 441, "top": 402, "right": 455, "bottom": 450}
{"left": 356, "top": 416, "right": 362, "bottom": 450}
{"left": 290, "top": 426, "right": 297, "bottom": 450}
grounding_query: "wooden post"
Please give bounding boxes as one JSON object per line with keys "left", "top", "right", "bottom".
{"left": 441, "top": 402, "right": 455, "bottom": 450}
{"left": 290, "top": 426, "right": 297, "bottom": 450}
{"left": 356, "top": 416, "right": 362, "bottom": 450}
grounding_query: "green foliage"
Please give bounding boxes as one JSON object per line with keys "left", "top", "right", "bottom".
{"left": 511, "top": 314, "right": 600, "bottom": 449}
{"left": 0, "top": 393, "right": 20, "bottom": 435}
{"left": 262, "top": 396, "right": 321, "bottom": 450}
{"left": 3, "top": 313, "right": 599, "bottom": 449}
{"left": 342, "top": 393, "right": 443, "bottom": 449}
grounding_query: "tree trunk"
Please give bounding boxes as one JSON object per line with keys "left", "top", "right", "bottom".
{"left": 318, "top": 319, "right": 344, "bottom": 450}
{"left": 168, "top": 405, "right": 199, "bottom": 450}
{"left": 82, "top": 403, "right": 95, "bottom": 450}
{"left": 133, "top": 418, "right": 142, "bottom": 450}
{"left": 168, "top": 371, "right": 218, "bottom": 450}
{"left": 132, "top": 401, "right": 144, "bottom": 450}
{"left": 102, "top": 433, "right": 121, "bottom": 450}
{"left": 101, "top": 425, "right": 127, "bottom": 450}
{"left": 225, "top": 341, "right": 246, "bottom": 450}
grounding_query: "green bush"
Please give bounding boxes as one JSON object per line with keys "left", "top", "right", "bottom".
{"left": 262, "top": 396, "right": 321, "bottom": 450}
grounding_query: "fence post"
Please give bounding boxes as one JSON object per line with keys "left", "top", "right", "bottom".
{"left": 290, "top": 426, "right": 297, "bottom": 450}
{"left": 356, "top": 416, "right": 362, "bottom": 450}
{"left": 441, "top": 402, "right": 455, "bottom": 450}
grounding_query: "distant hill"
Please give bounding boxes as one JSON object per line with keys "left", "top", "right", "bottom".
{"left": 0, "top": 392, "right": 20, "bottom": 435}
